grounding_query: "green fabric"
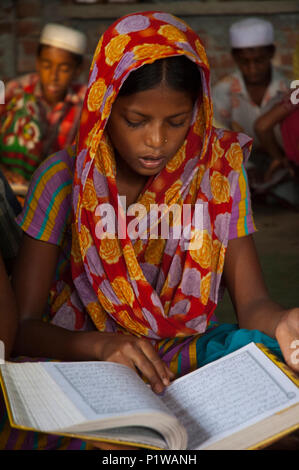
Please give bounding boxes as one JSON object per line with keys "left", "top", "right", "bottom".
{"left": 0, "top": 93, "right": 44, "bottom": 180}
{"left": 195, "top": 322, "right": 282, "bottom": 368}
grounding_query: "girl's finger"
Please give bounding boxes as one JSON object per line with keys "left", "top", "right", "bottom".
{"left": 135, "top": 356, "right": 165, "bottom": 393}
{"left": 138, "top": 340, "right": 172, "bottom": 389}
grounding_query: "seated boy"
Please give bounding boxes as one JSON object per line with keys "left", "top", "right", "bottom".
{"left": 212, "top": 18, "right": 289, "bottom": 150}
{"left": 0, "top": 23, "right": 87, "bottom": 187}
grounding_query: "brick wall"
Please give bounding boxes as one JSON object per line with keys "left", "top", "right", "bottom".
{"left": 0, "top": 0, "right": 298, "bottom": 88}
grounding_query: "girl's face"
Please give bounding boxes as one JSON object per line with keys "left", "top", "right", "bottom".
{"left": 106, "top": 83, "right": 194, "bottom": 178}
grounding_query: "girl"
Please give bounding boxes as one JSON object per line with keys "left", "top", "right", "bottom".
{"left": 2, "top": 11, "right": 298, "bottom": 450}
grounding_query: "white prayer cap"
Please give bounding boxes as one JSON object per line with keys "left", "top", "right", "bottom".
{"left": 230, "top": 18, "right": 274, "bottom": 49}
{"left": 40, "top": 23, "right": 87, "bottom": 56}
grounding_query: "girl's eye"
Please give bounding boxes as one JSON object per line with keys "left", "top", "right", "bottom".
{"left": 125, "top": 119, "right": 144, "bottom": 128}
{"left": 124, "top": 118, "right": 187, "bottom": 128}
{"left": 169, "top": 120, "right": 186, "bottom": 128}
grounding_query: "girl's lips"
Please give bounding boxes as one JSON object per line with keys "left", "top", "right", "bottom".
{"left": 139, "top": 157, "right": 165, "bottom": 169}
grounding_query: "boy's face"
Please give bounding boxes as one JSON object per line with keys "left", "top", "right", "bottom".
{"left": 36, "top": 45, "right": 80, "bottom": 105}
{"left": 232, "top": 46, "right": 274, "bottom": 86}
{"left": 106, "top": 83, "right": 194, "bottom": 179}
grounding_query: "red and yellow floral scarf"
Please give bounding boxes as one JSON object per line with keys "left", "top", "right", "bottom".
{"left": 55, "top": 12, "right": 252, "bottom": 340}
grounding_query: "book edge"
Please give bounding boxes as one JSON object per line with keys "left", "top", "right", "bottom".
{"left": 237, "top": 343, "right": 299, "bottom": 450}
{"left": 255, "top": 343, "right": 299, "bottom": 386}
{"left": 0, "top": 367, "right": 20, "bottom": 431}
{"left": 249, "top": 346, "right": 299, "bottom": 450}
{"left": 247, "top": 422, "right": 299, "bottom": 450}
{"left": 200, "top": 344, "right": 299, "bottom": 450}
{"left": 1, "top": 343, "right": 298, "bottom": 451}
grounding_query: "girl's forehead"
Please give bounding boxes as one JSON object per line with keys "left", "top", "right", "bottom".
{"left": 113, "top": 85, "right": 194, "bottom": 114}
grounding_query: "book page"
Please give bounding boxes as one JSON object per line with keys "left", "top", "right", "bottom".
{"left": 161, "top": 343, "right": 299, "bottom": 449}
{"left": 43, "top": 361, "right": 171, "bottom": 423}
{"left": 1, "top": 360, "right": 184, "bottom": 448}
{"left": 80, "top": 426, "right": 169, "bottom": 449}
{"left": 0, "top": 362, "right": 86, "bottom": 430}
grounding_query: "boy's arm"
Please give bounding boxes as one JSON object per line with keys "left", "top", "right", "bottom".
{"left": 255, "top": 96, "right": 298, "bottom": 135}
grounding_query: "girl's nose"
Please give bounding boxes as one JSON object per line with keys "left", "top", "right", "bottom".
{"left": 145, "top": 123, "right": 165, "bottom": 149}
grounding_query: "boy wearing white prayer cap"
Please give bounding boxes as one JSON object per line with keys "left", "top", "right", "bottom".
{"left": 0, "top": 24, "right": 87, "bottom": 188}
{"left": 36, "top": 23, "right": 87, "bottom": 106}
{"left": 212, "top": 18, "right": 289, "bottom": 150}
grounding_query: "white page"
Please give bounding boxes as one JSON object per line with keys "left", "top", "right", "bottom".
{"left": 80, "top": 426, "right": 168, "bottom": 449}
{"left": 1, "top": 360, "right": 183, "bottom": 447}
{"left": 161, "top": 343, "right": 299, "bottom": 449}
{"left": 1, "top": 363, "right": 85, "bottom": 430}
{"left": 43, "top": 361, "right": 172, "bottom": 423}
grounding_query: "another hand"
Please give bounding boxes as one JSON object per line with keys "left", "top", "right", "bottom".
{"left": 94, "top": 332, "right": 174, "bottom": 393}
{"left": 275, "top": 308, "right": 299, "bottom": 374}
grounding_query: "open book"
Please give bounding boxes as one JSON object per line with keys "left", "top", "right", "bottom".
{"left": 0, "top": 342, "right": 298, "bottom": 450}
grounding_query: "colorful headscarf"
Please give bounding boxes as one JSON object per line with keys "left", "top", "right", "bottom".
{"left": 51, "top": 12, "right": 252, "bottom": 340}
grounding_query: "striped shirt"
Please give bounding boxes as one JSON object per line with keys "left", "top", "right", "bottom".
{"left": 16, "top": 147, "right": 73, "bottom": 280}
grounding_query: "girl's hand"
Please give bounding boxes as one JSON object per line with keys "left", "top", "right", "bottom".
{"left": 94, "top": 332, "right": 174, "bottom": 393}
{"left": 275, "top": 308, "right": 299, "bottom": 374}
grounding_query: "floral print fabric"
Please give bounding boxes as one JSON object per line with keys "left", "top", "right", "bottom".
{"left": 0, "top": 93, "right": 44, "bottom": 180}
{"left": 49, "top": 11, "right": 253, "bottom": 340}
